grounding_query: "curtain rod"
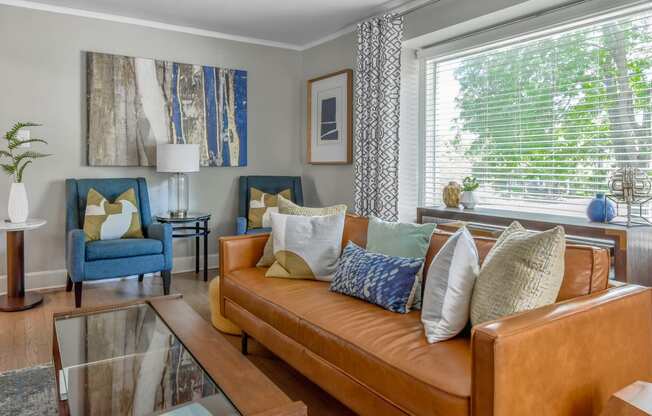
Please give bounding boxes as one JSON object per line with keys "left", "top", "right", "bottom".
{"left": 394, "top": 0, "right": 443, "bottom": 17}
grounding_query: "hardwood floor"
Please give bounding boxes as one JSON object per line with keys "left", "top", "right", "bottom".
{"left": 0, "top": 271, "right": 354, "bottom": 416}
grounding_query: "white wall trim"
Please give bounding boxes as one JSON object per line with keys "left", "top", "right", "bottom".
{"left": 0, "top": 0, "right": 303, "bottom": 51}
{"left": 0, "top": 253, "right": 218, "bottom": 294}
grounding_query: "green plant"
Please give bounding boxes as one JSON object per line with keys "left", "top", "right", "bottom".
{"left": 462, "top": 176, "right": 480, "bottom": 192}
{"left": 1, "top": 122, "right": 50, "bottom": 183}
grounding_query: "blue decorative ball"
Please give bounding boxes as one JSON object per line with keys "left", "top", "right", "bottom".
{"left": 586, "top": 193, "right": 616, "bottom": 222}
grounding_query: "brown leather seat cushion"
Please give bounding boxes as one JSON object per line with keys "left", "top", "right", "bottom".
{"left": 222, "top": 268, "right": 471, "bottom": 416}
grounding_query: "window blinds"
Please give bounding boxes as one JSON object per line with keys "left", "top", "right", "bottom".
{"left": 423, "top": 8, "right": 652, "bottom": 216}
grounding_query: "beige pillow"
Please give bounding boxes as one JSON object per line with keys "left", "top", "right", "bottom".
{"left": 257, "top": 196, "right": 348, "bottom": 267}
{"left": 470, "top": 222, "right": 565, "bottom": 326}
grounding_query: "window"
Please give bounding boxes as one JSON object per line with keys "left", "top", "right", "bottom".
{"left": 422, "top": 8, "right": 652, "bottom": 216}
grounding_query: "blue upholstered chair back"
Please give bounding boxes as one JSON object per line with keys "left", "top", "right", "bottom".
{"left": 238, "top": 176, "right": 303, "bottom": 218}
{"left": 66, "top": 178, "right": 153, "bottom": 234}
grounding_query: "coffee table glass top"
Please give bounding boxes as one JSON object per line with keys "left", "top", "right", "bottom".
{"left": 54, "top": 303, "right": 240, "bottom": 416}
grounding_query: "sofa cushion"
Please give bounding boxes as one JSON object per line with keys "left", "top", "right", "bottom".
{"left": 86, "top": 238, "right": 163, "bottom": 261}
{"left": 222, "top": 268, "right": 471, "bottom": 416}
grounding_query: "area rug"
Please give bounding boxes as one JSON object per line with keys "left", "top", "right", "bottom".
{"left": 0, "top": 363, "right": 57, "bottom": 416}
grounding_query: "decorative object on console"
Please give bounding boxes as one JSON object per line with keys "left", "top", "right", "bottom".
{"left": 421, "top": 227, "right": 479, "bottom": 343}
{"left": 83, "top": 188, "right": 144, "bottom": 241}
{"left": 257, "top": 196, "right": 348, "bottom": 267}
{"left": 442, "top": 181, "right": 462, "bottom": 208}
{"left": 307, "top": 69, "right": 353, "bottom": 164}
{"left": 586, "top": 193, "right": 616, "bottom": 223}
{"left": 1, "top": 122, "right": 50, "bottom": 223}
{"left": 607, "top": 165, "right": 652, "bottom": 227}
{"left": 87, "top": 51, "right": 247, "bottom": 167}
{"left": 353, "top": 14, "right": 403, "bottom": 222}
{"left": 460, "top": 176, "right": 480, "bottom": 209}
{"left": 266, "top": 212, "right": 345, "bottom": 281}
{"left": 330, "top": 242, "right": 423, "bottom": 313}
{"left": 157, "top": 143, "right": 200, "bottom": 218}
{"left": 470, "top": 221, "right": 566, "bottom": 325}
{"left": 248, "top": 187, "right": 292, "bottom": 229}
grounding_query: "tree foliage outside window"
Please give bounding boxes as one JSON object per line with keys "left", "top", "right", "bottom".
{"left": 427, "top": 11, "right": 652, "bottom": 215}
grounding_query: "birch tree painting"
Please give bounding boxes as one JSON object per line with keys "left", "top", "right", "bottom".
{"left": 87, "top": 52, "right": 247, "bottom": 167}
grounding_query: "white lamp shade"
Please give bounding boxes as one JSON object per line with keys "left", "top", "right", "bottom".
{"left": 156, "top": 144, "right": 200, "bottom": 173}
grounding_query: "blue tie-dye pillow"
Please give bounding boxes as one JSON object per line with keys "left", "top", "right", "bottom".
{"left": 330, "top": 242, "right": 424, "bottom": 313}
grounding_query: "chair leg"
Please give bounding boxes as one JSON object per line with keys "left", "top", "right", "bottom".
{"left": 74, "top": 282, "right": 83, "bottom": 308}
{"left": 138, "top": 274, "right": 144, "bottom": 282}
{"left": 241, "top": 331, "right": 249, "bottom": 355}
{"left": 66, "top": 274, "right": 73, "bottom": 292}
{"left": 161, "top": 271, "right": 171, "bottom": 295}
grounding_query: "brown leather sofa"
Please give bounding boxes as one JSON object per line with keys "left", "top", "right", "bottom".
{"left": 217, "top": 215, "right": 652, "bottom": 416}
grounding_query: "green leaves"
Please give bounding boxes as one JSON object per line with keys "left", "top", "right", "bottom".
{"left": 1, "top": 122, "right": 49, "bottom": 182}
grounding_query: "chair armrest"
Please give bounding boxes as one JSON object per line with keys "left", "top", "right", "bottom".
{"left": 471, "top": 285, "right": 652, "bottom": 416}
{"left": 236, "top": 217, "right": 248, "bottom": 235}
{"left": 147, "top": 223, "right": 173, "bottom": 270}
{"left": 219, "top": 234, "right": 269, "bottom": 277}
{"left": 66, "top": 229, "right": 86, "bottom": 282}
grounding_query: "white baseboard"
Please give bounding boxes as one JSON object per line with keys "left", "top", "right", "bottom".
{"left": 0, "top": 253, "right": 218, "bottom": 294}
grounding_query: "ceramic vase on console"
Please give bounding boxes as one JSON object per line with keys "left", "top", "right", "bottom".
{"left": 586, "top": 193, "right": 615, "bottom": 223}
{"left": 8, "top": 182, "right": 28, "bottom": 223}
{"left": 460, "top": 191, "right": 479, "bottom": 209}
{"left": 443, "top": 181, "right": 462, "bottom": 208}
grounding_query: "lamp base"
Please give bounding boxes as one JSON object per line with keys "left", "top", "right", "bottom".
{"left": 169, "top": 210, "right": 188, "bottom": 218}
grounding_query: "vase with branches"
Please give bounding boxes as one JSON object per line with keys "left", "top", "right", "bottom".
{"left": 2, "top": 122, "right": 50, "bottom": 223}
{"left": 460, "top": 176, "right": 480, "bottom": 209}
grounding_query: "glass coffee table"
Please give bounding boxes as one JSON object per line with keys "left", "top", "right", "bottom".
{"left": 52, "top": 296, "right": 305, "bottom": 416}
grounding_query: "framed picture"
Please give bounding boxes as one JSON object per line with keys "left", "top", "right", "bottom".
{"left": 307, "top": 69, "right": 352, "bottom": 164}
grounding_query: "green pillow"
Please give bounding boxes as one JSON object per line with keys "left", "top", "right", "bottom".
{"left": 366, "top": 216, "right": 436, "bottom": 258}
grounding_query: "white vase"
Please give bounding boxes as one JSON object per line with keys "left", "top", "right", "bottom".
{"left": 460, "top": 191, "right": 479, "bottom": 209}
{"left": 8, "top": 182, "right": 29, "bottom": 223}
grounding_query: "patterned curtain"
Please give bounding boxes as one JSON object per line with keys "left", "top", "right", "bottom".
{"left": 353, "top": 14, "right": 404, "bottom": 221}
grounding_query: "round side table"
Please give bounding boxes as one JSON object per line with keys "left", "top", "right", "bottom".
{"left": 0, "top": 219, "right": 46, "bottom": 312}
{"left": 156, "top": 213, "right": 211, "bottom": 281}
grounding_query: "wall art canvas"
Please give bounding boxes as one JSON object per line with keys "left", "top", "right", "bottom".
{"left": 87, "top": 51, "right": 247, "bottom": 167}
{"left": 307, "top": 69, "right": 352, "bottom": 164}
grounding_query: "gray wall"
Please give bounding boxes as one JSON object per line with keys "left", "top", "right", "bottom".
{"left": 0, "top": 4, "right": 302, "bottom": 289}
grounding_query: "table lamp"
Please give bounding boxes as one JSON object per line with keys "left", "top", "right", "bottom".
{"left": 157, "top": 143, "right": 200, "bottom": 218}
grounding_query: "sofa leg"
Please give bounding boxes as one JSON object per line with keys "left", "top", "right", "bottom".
{"left": 241, "top": 331, "right": 249, "bottom": 355}
{"left": 161, "top": 271, "right": 171, "bottom": 295}
{"left": 138, "top": 274, "right": 144, "bottom": 282}
{"left": 74, "top": 282, "right": 82, "bottom": 308}
{"left": 66, "top": 274, "right": 73, "bottom": 292}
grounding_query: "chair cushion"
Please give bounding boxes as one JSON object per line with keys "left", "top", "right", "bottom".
{"left": 86, "top": 238, "right": 163, "bottom": 261}
{"left": 245, "top": 227, "right": 272, "bottom": 235}
{"left": 222, "top": 268, "right": 471, "bottom": 416}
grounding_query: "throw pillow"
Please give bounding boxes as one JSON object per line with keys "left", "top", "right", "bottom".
{"left": 248, "top": 187, "right": 292, "bottom": 229}
{"left": 421, "top": 227, "right": 479, "bottom": 343}
{"left": 83, "top": 188, "right": 144, "bottom": 241}
{"left": 366, "top": 216, "right": 437, "bottom": 309}
{"left": 257, "top": 197, "right": 348, "bottom": 267}
{"left": 330, "top": 242, "right": 424, "bottom": 313}
{"left": 265, "top": 212, "right": 345, "bottom": 281}
{"left": 470, "top": 222, "right": 566, "bottom": 326}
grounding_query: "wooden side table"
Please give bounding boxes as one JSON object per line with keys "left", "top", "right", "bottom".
{"left": 156, "top": 213, "right": 211, "bottom": 281}
{"left": 602, "top": 381, "right": 652, "bottom": 415}
{"left": 0, "top": 219, "right": 46, "bottom": 312}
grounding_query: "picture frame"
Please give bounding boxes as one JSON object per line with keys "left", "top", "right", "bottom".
{"left": 307, "top": 69, "right": 353, "bottom": 164}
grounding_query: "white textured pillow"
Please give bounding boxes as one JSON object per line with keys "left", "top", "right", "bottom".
{"left": 470, "top": 222, "right": 565, "bottom": 326}
{"left": 421, "top": 228, "right": 479, "bottom": 343}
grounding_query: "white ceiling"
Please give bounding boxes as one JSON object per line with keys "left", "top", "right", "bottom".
{"left": 7, "top": 0, "right": 418, "bottom": 49}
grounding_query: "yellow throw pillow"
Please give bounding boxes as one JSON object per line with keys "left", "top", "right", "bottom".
{"left": 83, "top": 188, "right": 144, "bottom": 241}
{"left": 248, "top": 187, "right": 292, "bottom": 229}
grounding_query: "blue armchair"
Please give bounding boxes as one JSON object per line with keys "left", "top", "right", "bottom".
{"left": 65, "top": 178, "right": 173, "bottom": 307}
{"left": 237, "top": 176, "right": 303, "bottom": 235}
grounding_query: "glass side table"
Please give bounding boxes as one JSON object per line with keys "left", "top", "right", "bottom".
{"left": 156, "top": 213, "right": 211, "bottom": 281}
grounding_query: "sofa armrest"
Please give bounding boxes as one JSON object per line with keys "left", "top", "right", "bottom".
{"left": 219, "top": 233, "right": 269, "bottom": 277}
{"left": 67, "top": 229, "right": 86, "bottom": 282}
{"left": 147, "top": 223, "right": 173, "bottom": 270}
{"left": 471, "top": 285, "right": 652, "bottom": 416}
{"left": 236, "top": 217, "right": 248, "bottom": 235}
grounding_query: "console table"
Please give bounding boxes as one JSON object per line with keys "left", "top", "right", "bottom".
{"left": 417, "top": 206, "right": 652, "bottom": 286}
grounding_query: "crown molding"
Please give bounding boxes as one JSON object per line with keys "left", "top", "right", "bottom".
{"left": 0, "top": 0, "right": 304, "bottom": 50}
